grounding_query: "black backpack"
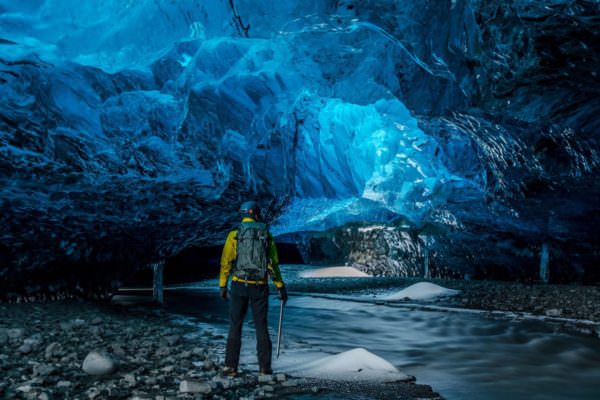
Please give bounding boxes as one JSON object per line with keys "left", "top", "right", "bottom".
{"left": 234, "top": 221, "right": 270, "bottom": 281}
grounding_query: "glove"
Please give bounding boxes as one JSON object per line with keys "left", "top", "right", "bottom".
{"left": 220, "top": 286, "right": 228, "bottom": 301}
{"left": 278, "top": 286, "right": 288, "bottom": 305}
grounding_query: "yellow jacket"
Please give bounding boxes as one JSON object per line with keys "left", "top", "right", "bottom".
{"left": 219, "top": 218, "right": 284, "bottom": 289}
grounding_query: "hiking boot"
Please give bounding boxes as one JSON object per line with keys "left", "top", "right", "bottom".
{"left": 259, "top": 368, "right": 273, "bottom": 375}
{"left": 222, "top": 366, "right": 237, "bottom": 377}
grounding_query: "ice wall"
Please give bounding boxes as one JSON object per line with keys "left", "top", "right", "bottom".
{"left": 1, "top": 0, "right": 599, "bottom": 296}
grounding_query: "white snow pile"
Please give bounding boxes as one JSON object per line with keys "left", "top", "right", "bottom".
{"left": 381, "top": 282, "right": 459, "bottom": 301}
{"left": 287, "top": 348, "right": 411, "bottom": 382}
{"left": 299, "top": 266, "right": 370, "bottom": 278}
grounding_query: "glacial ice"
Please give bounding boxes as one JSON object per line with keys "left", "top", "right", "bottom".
{"left": 0, "top": 0, "right": 599, "bottom": 295}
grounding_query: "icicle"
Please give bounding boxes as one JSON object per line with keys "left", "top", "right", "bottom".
{"left": 152, "top": 261, "right": 165, "bottom": 304}
{"left": 539, "top": 242, "right": 550, "bottom": 284}
{"left": 423, "top": 247, "right": 431, "bottom": 279}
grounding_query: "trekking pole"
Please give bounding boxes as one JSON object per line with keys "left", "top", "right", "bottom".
{"left": 276, "top": 300, "right": 284, "bottom": 359}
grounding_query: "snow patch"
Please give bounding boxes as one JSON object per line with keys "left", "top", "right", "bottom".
{"left": 382, "top": 282, "right": 459, "bottom": 301}
{"left": 287, "top": 348, "right": 411, "bottom": 382}
{"left": 299, "top": 266, "right": 370, "bottom": 278}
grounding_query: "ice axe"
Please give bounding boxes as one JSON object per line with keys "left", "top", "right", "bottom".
{"left": 276, "top": 300, "right": 285, "bottom": 358}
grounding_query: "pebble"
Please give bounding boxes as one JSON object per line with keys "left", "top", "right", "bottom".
{"left": 86, "top": 387, "right": 101, "bottom": 399}
{"left": 19, "top": 336, "right": 42, "bottom": 353}
{"left": 179, "top": 380, "right": 212, "bottom": 394}
{"left": 56, "top": 380, "right": 72, "bottom": 388}
{"left": 258, "top": 374, "right": 273, "bottom": 384}
{"left": 262, "top": 385, "right": 274, "bottom": 392}
{"left": 17, "top": 384, "right": 33, "bottom": 393}
{"left": 18, "top": 342, "right": 33, "bottom": 354}
{"left": 212, "top": 376, "right": 234, "bottom": 389}
{"left": 89, "top": 326, "right": 103, "bottom": 336}
{"left": 33, "top": 363, "right": 57, "bottom": 377}
{"left": 45, "top": 342, "right": 62, "bottom": 359}
{"left": 165, "top": 335, "right": 180, "bottom": 346}
{"left": 123, "top": 373, "right": 137, "bottom": 386}
{"left": 155, "top": 347, "right": 170, "bottom": 357}
{"left": 545, "top": 309, "right": 562, "bottom": 317}
{"left": 82, "top": 351, "right": 117, "bottom": 375}
{"left": 275, "top": 373, "right": 286, "bottom": 382}
{"left": 203, "top": 358, "right": 215, "bottom": 370}
{"left": 7, "top": 328, "right": 25, "bottom": 340}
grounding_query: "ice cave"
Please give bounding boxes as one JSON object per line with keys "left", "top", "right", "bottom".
{"left": 1, "top": 1, "right": 599, "bottom": 399}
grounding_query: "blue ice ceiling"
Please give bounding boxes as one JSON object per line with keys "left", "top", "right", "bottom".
{"left": 1, "top": 0, "right": 599, "bottom": 290}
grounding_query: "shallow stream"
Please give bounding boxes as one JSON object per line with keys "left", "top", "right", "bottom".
{"left": 163, "top": 265, "right": 600, "bottom": 400}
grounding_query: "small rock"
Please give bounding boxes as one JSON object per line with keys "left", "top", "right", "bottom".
{"left": 82, "top": 351, "right": 116, "bottom": 375}
{"left": 18, "top": 342, "right": 33, "bottom": 354}
{"left": 145, "top": 377, "right": 157, "bottom": 385}
{"left": 33, "top": 364, "right": 56, "bottom": 377}
{"left": 59, "top": 322, "right": 73, "bottom": 331}
{"left": 123, "top": 373, "right": 136, "bottom": 386}
{"left": 89, "top": 326, "right": 103, "bottom": 336}
{"left": 161, "top": 365, "right": 175, "bottom": 373}
{"left": 275, "top": 373, "right": 286, "bottom": 382}
{"left": 16, "top": 384, "right": 32, "bottom": 393}
{"left": 179, "top": 350, "right": 191, "bottom": 359}
{"left": 155, "top": 347, "right": 170, "bottom": 357}
{"left": 45, "top": 342, "right": 62, "bottom": 359}
{"left": 212, "top": 376, "right": 233, "bottom": 389}
{"left": 111, "top": 344, "right": 125, "bottom": 357}
{"left": 545, "top": 309, "right": 562, "bottom": 317}
{"left": 203, "top": 359, "right": 214, "bottom": 370}
{"left": 165, "top": 335, "right": 180, "bottom": 346}
{"left": 91, "top": 317, "right": 103, "bottom": 325}
{"left": 7, "top": 328, "right": 25, "bottom": 340}
{"left": 19, "top": 336, "right": 42, "bottom": 354}
{"left": 262, "top": 385, "right": 274, "bottom": 392}
{"left": 56, "top": 380, "right": 72, "bottom": 388}
{"left": 191, "top": 347, "right": 205, "bottom": 356}
{"left": 38, "top": 393, "right": 50, "bottom": 400}
{"left": 258, "top": 374, "right": 273, "bottom": 384}
{"left": 86, "top": 387, "right": 101, "bottom": 399}
{"left": 179, "top": 380, "right": 212, "bottom": 394}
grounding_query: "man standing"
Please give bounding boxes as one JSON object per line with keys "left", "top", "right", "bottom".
{"left": 219, "top": 201, "right": 288, "bottom": 376}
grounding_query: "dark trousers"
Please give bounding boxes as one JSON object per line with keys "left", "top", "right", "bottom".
{"left": 225, "top": 281, "right": 272, "bottom": 371}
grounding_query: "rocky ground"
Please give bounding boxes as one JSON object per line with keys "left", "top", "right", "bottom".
{"left": 0, "top": 300, "right": 441, "bottom": 400}
{"left": 294, "top": 275, "right": 600, "bottom": 325}
{"left": 436, "top": 279, "right": 600, "bottom": 323}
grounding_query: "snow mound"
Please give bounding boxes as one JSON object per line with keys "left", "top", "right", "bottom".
{"left": 289, "top": 348, "right": 411, "bottom": 382}
{"left": 299, "top": 266, "right": 370, "bottom": 278}
{"left": 382, "top": 282, "right": 459, "bottom": 301}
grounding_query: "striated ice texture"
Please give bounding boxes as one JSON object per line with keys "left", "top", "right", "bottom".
{"left": 0, "top": 0, "right": 599, "bottom": 295}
